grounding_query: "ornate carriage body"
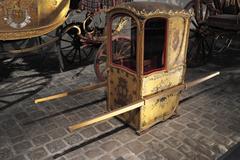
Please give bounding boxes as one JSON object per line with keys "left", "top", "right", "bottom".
{"left": 0, "top": 0, "right": 70, "bottom": 40}
{"left": 106, "top": 2, "right": 191, "bottom": 132}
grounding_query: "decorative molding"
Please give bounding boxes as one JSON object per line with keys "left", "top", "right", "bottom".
{"left": 110, "top": 5, "right": 193, "bottom": 18}
{"left": 0, "top": 17, "right": 67, "bottom": 40}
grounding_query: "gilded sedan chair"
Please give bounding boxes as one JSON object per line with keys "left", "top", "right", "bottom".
{"left": 35, "top": 2, "right": 219, "bottom": 134}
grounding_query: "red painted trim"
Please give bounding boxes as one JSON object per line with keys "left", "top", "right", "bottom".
{"left": 111, "top": 64, "right": 137, "bottom": 75}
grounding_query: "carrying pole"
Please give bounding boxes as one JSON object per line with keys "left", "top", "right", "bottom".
{"left": 34, "top": 81, "right": 107, "bottom": 104}
{"left": 68, "top": 72, "right": 220, "bottom": 132}
{"left": 185, "top": 71, "right": 220, "bottom": 89}
{"left": 145, "top": 72, "right": 220, "bottom": 100}
{"left": 68, "top": 100, "right": 145, "bottom": 132}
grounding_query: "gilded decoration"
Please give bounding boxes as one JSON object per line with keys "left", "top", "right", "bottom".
{"left": 124, "top": 7, "right": 191, "bottom": 18}
{"left": 108, "top": 67, "right": 139, "bottom": 108}
{"left": 114, "top": 77, "right": 133, "bottom": 106}
{"left": 0, "top": 0, "right": 70, "bottom": 40}
{"left": 108, "top": 67, "right": 140, "bottom": 129}
{"left": 167, "top": 17, "right": 186, "bottom": 68}
{"left": 108, "top": 2, "right": 193, "bottom": 18}
{"left": 0, "top": 0, "right": 36, "bottom": 29}
{"left": 140, "top": 91, "right": 180, "bottom": 130}
{"left": 142, "top": 66, "right": 184, "bottom": 97}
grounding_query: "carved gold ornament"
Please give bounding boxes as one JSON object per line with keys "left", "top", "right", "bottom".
{"left": 1, "top": 0, "right": 35, "bottom": 29}
{"left": 111, "top": 5, "right": 193, "bottom": 18}
{"left": 0, "top": 0, "right": 70, "bottom": 40}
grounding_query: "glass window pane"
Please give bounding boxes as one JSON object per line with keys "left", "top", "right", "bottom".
{"left": 111, "top": 15, "right": 137, "bottom": 72}
{"left": 144, "top": 18, "right": 167, "bottom": 74}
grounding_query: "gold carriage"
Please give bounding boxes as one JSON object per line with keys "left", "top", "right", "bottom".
{"left": 0, "top": 0, "right": 70, "bottom": 63}
{"left": 0, "top": 0, "right": 69, "bottom": 40}
{"left": 35, "top": 2, "right": 219, "bottom": 134}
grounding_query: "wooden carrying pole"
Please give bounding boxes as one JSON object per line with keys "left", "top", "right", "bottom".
{"left": 34, "top": 81, "right": 107, "bottom": 104}
{"left": 185, "top": 72, "right": 220, "bottom": 89}
{"left": 68, "top": 100, "right": 145, "bottom": 132}
{"left": 68, "top": 72, "right": 220, "bottom": 132}
{"left": 145, "top": 72, "right": 220, "bottom": 100}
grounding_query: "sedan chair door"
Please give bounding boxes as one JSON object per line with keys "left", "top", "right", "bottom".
{"left": 107, "top": 13, "right": 141, "bottom": 128}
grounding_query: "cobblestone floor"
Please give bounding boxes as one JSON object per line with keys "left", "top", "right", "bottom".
{"left": 0, "top": 54, "right": 240, "bottom": 160}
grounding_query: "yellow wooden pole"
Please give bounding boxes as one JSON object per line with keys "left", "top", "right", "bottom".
{"left": 68, "top": 100, "right": 145, "bottom": 132}
{"left": 185, "top": 72, "right": 220, "bottom": 89}
{"left": 145, "top": 72, "right": 220, "bottom": 100}
{"left": 34, "top": 81, "right": 107, "bottom": 104}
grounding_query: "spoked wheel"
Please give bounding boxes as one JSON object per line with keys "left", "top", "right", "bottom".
{"left": 185, "top": 0, "right": 212, "bottom": 67}
{"left": 94, "top": 43, "right": 107, "bottom": 81}
{"left": 94, "top": 36, "right": 131, "bottom": 81}
{"left": 58, "top": 23, "right": 99, "bottom": 71}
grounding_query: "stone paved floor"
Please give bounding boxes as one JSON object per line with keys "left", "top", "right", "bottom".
{"left": 0, "top": 56, "right": 240, "bottom": 160}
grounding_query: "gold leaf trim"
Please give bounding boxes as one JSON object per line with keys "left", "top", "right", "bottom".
{"left": 110, "top": 5, "right": 193, "bottom": 18}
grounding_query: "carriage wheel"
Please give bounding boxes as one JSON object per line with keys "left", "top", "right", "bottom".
{"left": 58, "top": 24, "right": 99, "bottom": 71}
{"left": 94, "top": 36, "right": 131, "bottom": 81}
{"left": 185, "top": 0, "right": 212, "bottom": 67}
{"left": 94, "top": 43, "right": 107, "bottom": 81}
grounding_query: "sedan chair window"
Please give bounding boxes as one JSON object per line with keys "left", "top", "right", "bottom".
{"left": 144, "top": 18, "right": 167, "bottom": 74}
{"left": 111, "top": 15, "right": 137, "bottom": 73}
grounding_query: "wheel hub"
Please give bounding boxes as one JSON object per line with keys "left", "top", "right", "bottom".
{"left": 72, "top": 37, "right": 81, "bottom": 48}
